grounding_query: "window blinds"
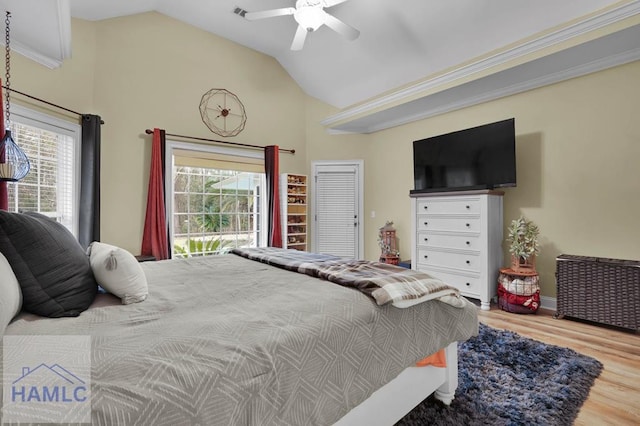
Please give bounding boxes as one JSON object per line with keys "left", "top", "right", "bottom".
{"left": 173, "top": 149, "right": 264, "bottom": 173}
{"left": 315, "top": 167, "right": 357, "bottom": 258}
{"left": 8, "top": 123, "right": 75, "bottom": 232}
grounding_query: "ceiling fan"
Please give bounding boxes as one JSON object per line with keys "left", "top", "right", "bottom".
{"left": 243, "top": 0, "right": 360, "bottom": 51}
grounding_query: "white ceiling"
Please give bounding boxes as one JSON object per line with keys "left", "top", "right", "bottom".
{"left": 2, "top": 0, "right": 640, "bottom": 132}
{"left": 0, "top": 0, "right": 71, "bottom": 68}
{"left": 67, "top": 0, "right": 627, "bottom": 109}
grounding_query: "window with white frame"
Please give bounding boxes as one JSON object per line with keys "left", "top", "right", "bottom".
{"left": 167, "top": 143, "right": 267, "bottom": 258}
{"left": 6, "top": 105, "right": 81, "bottom": 235}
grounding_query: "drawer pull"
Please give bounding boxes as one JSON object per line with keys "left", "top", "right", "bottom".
{"left": 423, "top": 205, "right": 428, "bottom": 210}
{"left": 466, "top": 223, "right": 470, "bottom": 227}
{"left": 423, "top": 255, "right": 428, "bottom": 259}
{"left": 466, "top": 241, "right": 470, "bottom": 245}
{"left": 466, "top": 282, "right": 471, "bottom": 287}
{"left": 466, "top": 260, "right": 471, "bottom": 264}
{"left": 424, "top": 222, "right": 428, "bottom": 226}
{"left": 466, "top": 205, "right": 470, "bottom": 209}
{"left": 424, "top": 238, "right": 428, "bottom": 242}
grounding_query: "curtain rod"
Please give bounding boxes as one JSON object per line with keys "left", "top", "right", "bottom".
{"left": 1, "top": 85, "right": 104, "bottom": 124}
{"left": 144, "top": 129, "right": 295, "bottom": 154}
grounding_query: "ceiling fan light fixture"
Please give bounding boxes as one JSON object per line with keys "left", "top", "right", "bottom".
{"left": 294, "top": 6, "right": 324, "bottom": 31}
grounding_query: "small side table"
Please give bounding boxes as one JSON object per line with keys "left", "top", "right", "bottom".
{"left": 379, "top": 254, "right": 400, "bottom": 265}
{"left": 135, "top": 255, "right": 156, "bottom": 262}
{"left": 398, "top": 260, "right": 411, "bottom": 269}
{"left": 498, "top": 267, "right": 540, "bottom": 314}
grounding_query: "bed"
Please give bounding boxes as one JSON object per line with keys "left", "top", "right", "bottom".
{"left": 0, "top": 214, "right": 478, "bottom": 425}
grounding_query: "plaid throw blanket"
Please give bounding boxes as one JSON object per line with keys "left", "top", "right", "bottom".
{"left": 232, "top": 247, "right": 465, "bottom": 308}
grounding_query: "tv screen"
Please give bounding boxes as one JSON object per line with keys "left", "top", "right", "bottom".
{"left": 412, "top": 118, "right": 516, "bottom": 194}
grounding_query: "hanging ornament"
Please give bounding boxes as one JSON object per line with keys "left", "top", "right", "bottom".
{"left": 0, "top": 11, "right": 29, "bottom": 182}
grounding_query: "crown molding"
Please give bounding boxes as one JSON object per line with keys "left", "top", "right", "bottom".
{"left": 12, "top": 42, "right": 63, "bottom": 69}
{"left": 57, "top": 0, "right": 73, "bottom": 61}
{"left": 350, "top": 46, "right": 640, "bottom": 134}
{"left": 321, "top": 0, "right": 640, "bottom": 132}
{"left": 7, "top": 0, "right": 71, "bottom": 69}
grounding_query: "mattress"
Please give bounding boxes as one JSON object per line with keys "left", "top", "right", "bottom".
{"left": 1, "top": 254, "right": 478, "bottom": 425}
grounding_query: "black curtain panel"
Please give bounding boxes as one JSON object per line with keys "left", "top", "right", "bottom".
{"left": 78, "top": 114, "right": 102, "bottom": 249}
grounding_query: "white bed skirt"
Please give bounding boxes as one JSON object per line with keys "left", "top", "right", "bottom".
{"left": 334, "top": 342, "right": 458, "bottom": 426}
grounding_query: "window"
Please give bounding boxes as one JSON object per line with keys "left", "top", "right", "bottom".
{"left": 166, "top": 142, "right": 266, "bottom": 258}
{"left": 5, "top": 105, "right": 81, "bottom": 235}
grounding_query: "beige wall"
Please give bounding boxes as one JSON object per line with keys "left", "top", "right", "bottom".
{"left": 12, "top": 12, "right": 309, "bottom": 254}
{"left": 309, "top": 60, "right": 640, "bottom": 297}
{"left": 11, "top": 19, "right": 96, "bottom": 119}
{"left": 11, "top": 12, "right": 640, "bottom": 298}
{"left": 90, "top": 13, "right": 309, "bottom": 251}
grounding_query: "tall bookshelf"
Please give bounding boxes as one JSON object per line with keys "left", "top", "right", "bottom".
{"left": 281, "top": 173, "right": 308, "bottom": 251}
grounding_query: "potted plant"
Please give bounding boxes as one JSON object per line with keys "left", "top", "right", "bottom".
{"left": 507, "top": 216, "right": 540, "bottom": 272}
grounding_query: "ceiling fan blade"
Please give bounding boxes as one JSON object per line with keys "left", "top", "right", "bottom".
{"left": 244, "top": 7, "right": 295, "bottom": 21}
{"left": 321, "top": 12, "right": 360, "bottom": 41}
{"left": 321, "top": 0, "right": 350, "bottom": 7}
{"left": 291, "top": 25, "right": 308, "bottom": 51}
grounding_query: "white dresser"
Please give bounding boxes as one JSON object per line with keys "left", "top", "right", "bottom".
{"left": 410, "top": 190, "right": 504, "bottom": 310}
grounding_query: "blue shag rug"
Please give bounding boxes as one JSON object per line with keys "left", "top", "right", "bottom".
{"left": 396, "top": 323, "right": 603, "bottom": 426}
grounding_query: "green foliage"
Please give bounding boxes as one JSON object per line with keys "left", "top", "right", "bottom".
{"left": 173, "top": 237, "right": 230, "bottom": 258}
{"left": 195, "top": 204, "right": 231, "bottom": 232}
{"left": 507, "top": 216, "right": 540, "bottom": 260}
{"left": 172, "top": 167, "right": 260, "bottom": 258}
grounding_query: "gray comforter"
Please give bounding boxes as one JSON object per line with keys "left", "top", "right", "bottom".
{"left": 2, "top": 254, "right": 478, "bottom": 425}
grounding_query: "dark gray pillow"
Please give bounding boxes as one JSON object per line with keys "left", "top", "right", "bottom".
{"left": 0, "top": 211, "right": 97, "bottom": 317}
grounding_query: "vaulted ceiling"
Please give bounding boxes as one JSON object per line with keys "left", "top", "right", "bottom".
{"left": 2, "top": 0, "right": 640, "bottom": 133}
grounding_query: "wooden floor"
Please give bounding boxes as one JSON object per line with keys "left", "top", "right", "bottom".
{"left": 478, "top": 307, "right": 640, "bottom": 426}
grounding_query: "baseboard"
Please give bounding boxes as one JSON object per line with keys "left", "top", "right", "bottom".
{"left": 540, "top": 296, "right": 557, "bottom": 312}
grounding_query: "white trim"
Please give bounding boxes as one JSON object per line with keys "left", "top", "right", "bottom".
{"left": 10, "top": 104, "right": 82, "bottom": 236}
{"left": 321, "top": 1, "right": 640, "bottom": 131}
{"left": 165, "top": 140, "right": 264, "bottom": 161}
{"left": 57, "top": 0, "right": 73, "bottom": 61}
{"left": 11, "top": 104, "right": 80, "bottom": 137}
{"left": 540, "top": 296, "right": 557, "bottom": 312}
{"left": 11, "top": 42, "right": 64, "bottom": 69}
{"left": 353, "top": 46, "right": 640, "bottom": 134}
{"left": 8, "top": 0, "right": 72, "bottom": 69}
{"left": 333, "top": 342, "right": 457, "bottom": 425}
{"left": 310, "top": 159, "right": 364, "bottom": 258}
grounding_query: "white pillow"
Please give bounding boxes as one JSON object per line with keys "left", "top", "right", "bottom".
{"left": 87, "top": 242, "right": 148, "bottom": 305}
{"left": 0, "top": 251, "right": 22, "bottom": 336}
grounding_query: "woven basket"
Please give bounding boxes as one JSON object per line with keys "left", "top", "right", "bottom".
{"left": 556, "top": 254, "right": 640, "bottom": 331}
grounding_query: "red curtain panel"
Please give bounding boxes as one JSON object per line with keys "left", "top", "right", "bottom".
{"left": 265, "top": 145, "right": 282, "bottom": 248}
{"left": 141, "top": 128, "right": 170, "bottom": 260}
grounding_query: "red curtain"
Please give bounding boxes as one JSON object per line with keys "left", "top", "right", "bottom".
{"left": 265, "top": 145, "right": 282, "bottom": 248}
{"left": 0, "top": 79, "right": 7, "bottom": 211}
{"left": 141, "top": 128, "right": 170, "bottom": 260}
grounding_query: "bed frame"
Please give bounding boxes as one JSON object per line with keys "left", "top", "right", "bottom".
{"left": 334, "top": 342, "right": 458, "bottom": 425}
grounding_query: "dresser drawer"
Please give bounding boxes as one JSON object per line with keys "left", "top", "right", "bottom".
{"left": 417, "top": 217, "right": 481, "bottom": 233}
{"left": 418, "top": 267, "right": 481, "bottom": 296}
{"left": 417, "top": 248, "right": 481, "bottom": 272}
{"left": 418, "top": 232, "right": 480, "bottom": 251}
{"left": 416, "top": 198, "right": 480, "bottom": 215}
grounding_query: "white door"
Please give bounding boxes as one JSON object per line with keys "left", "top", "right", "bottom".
{"left": 312, "top": 161, "right": 363, "bottom": 258}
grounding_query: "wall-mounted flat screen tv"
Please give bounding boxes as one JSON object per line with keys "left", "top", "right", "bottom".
{"left": 411, "top": 118, "right": 516, "bottom": 194}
